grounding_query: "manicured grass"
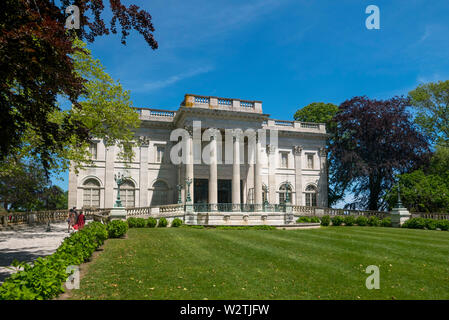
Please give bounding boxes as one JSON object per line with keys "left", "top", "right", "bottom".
{"left": 70, "top": 227, "right": 449, "bottom": 300}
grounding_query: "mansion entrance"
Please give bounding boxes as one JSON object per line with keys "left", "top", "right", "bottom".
{"left": 193, "top": 179, "right": 242, "bottom": 204}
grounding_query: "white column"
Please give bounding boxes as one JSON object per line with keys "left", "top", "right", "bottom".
{"left": 68, "top": 161, "right": 78, "bottom": 208}
{"left": 209, "top": 135, "right": 218, "bottom": 209}
{"left": 139, "top": 139, "right": 149, "bottom": 207}
{"left": 232, "top": 136, "right": 241, "bottom": 210}
{"left": 318, "top": 147, "right": 328, "bottom": 207}
{"left": 267, "top": 145, "right": 276, "bottom": 204}
{"left": 294, "top": 146, "right": 303, "bottom": 206}
{"left": 186, "top": 130, "right": 194, "bottom": 203}
{"left": 254, "top": 139, "right": 263, "bottom": 209}
{"left": 105, "top": 146, "right": 115, "bottom": 208}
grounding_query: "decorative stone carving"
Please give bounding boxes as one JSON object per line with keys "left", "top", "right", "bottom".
{"left": 184, "top": 126, "right": 193, "bottom": 136}
{"left": 266, "top": 144, "right": 276, "bottom": 154}
{"left": 293, "top": 145, "right": 303, "bottom": 155}
{"left": 138, "top": 136, "right": 150, "bottom": 147}
{"left": 319, "top": 147, "right": 327, "bottom": 157}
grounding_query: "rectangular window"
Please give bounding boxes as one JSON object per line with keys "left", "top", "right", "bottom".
{"left": 156, "top": 145, "right": 165, "bottom": 163}
{"left": 89, "top": 142, "right": 97, "bottom": 160}
{"left": 281, "top": 152, "right": 288, "bottom": 168}
{"left": 307, "top": 154, "right": 314, "bottom": 169}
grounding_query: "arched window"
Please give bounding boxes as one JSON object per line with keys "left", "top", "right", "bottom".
{"left": 279, "top": 183, "right": 292, "bottom": 204}
{"left": 83, "top": 178, "right": 100, "bottom": 208}
{"left": 151, "top": 180, "right": 169, "bottom": 206}
{"left": 121, "top": 180, "right": 136, "bottom": 208}
{"left": 305, "top": 185, "right": 317, "bottom": 207}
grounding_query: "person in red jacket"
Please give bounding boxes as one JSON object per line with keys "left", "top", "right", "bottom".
{"left": 76, "top": 210, "right": 86, "bottom": 230}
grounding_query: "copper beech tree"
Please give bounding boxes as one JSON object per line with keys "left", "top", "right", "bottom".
{"left": 328, "top": 96, "right": 431, "bottom": 211}
{"left": 0, "top": 0, "right": 158, "bottom": 171}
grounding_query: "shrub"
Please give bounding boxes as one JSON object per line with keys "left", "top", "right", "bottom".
{"left": 381, "top": 217, "right": 392, "bottom": 227}
{"left": 436, "top": 220, "right": 449, "bottom": 231}
{"left": 356, "top": 216, "right": 368, "bottom": 226}
{"left": 344, "top": 216, "right": 355, "bottom": 226}
{"left": 146, "top": 217, "right": 157, "bottom": 228}
{"left": 367, "top": 216, "right": 381, "bottom": 227}
{"left": 296, "top": 216, "right": 311, "bottom": 223}
{"left": 171, "top": 218, "right": 183, "bottom": 227}
{"left": 127, "top": 217, "right": 138, "bottom": 228}
{"left": 321, "top": 215, "right": 330, "bottom": 226}
{"left": 424, "top": 218, "right": 437, "bottom": 230}
{"left": 0, "top": 222, "right": 109, "bottom": 300}
{"left": 127, "top": 217, "right": 146, "bottom": 228}
{"left": 107, "top": 220, "right": 129, "bottom": 238}
{"left": 158, "top": 217, "right": 168, "bottom": 228}
{"left": 331, "top": 216, "right": 344, "bottom": 226}
{"left": 402, "top": 217, "right": 426, "bottom": 229}
{"left": 310, "top": 216, "right": 321, "bottom": 223}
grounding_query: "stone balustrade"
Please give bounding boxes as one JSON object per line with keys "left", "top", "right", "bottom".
{"left": 183, "top": 94, "right": 263, "bottom": 113}
{"left": 264, "top": 119, "right": 326, "bottom": 133}
{"left": 136, "top": 108, "right": 176, "bottom": 121}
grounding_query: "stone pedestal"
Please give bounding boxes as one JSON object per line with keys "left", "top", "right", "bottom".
{"left": 184, "top": 202, "right": 196, "bottom": 224}
{"left": 27, "top": 213, "right": 37, "bottom": 226}
{"left": 390, "top": 206, "right": 411, "bottom": 227}
{"left": 285, "top": 203, "right": 294, "bottom": 224}
{"left": 110, "top": 207, "right": 127, "bottom": 221}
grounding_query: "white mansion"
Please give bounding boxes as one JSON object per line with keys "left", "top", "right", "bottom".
{"left": 68, "top": 94, "right": 328, "bottom": 211}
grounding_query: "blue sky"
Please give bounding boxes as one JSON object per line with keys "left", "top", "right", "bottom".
{"left": 52, "top": 0, "right": 449, "bottom": 191}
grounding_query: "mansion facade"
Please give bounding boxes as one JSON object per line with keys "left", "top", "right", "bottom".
{"left": 68, "top": 94, "right": 328, "bottom": 210}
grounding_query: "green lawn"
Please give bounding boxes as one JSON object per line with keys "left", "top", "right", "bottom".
{"left": 70, "top": 226, "right": 449, "bottom": 300}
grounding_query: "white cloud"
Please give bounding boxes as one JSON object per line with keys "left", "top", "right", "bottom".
{"left": 134, "top": 66, "right": 214, "bottom": 92}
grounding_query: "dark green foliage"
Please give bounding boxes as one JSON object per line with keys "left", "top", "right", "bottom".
{"left": 171, "top": 218, "right": 183, "bottom": 227}
{"left": 381, "top": 217, "right": 392, "bottom": 227}
{"left": 367, "top": 216, "right": 381, "bottom": 227}
{"left": 0, "top": 222, "right": 108, "bottom": 300}
{"left": 296, "top": 216, "right": 311, "bottom": 223}
{"left": 158, "top": 217, "right": 168, "bottom": 228}
{"left": 127, "top": 217, "right": 146, "bottom": 228}
{"left": 356, "top": 216, "right": 368, "bottom": 226}
{"left": 424, "top": 219, "right": 437, "bottom": 230}
{"left": 310, "top": 217, "right": 321, "bottom": 223}
{"left": 402, "top": 217, "right": 449, "bottom": 231}
{"left": 146, "top": 217, "right": 157, "bottom": 228}
{"left": 344, "top": 216, "right": 355, "bottom": 226}
{"left": 107, "top": 220, "right": 129, "bottom": 238}
{"left": 436, "top": 220, "right": 449, "bottom": 231}
{"left": 331, "top": 216, "right": 344, "bottom": 226}
{"left": 320, "top": 215, "right": 331, "bottom": 226}
{"left": 385, "top": 147, "right": 449, "bottom": 213}
{"left": 402, "top": 218, "right": 426, "bottom": 229}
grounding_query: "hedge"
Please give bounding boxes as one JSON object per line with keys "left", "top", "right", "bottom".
{"left": 402, "top": 217, "right": 449, "bottom": 231}
{"left": 0, "top": 220, "right": 127, "bottom": 300}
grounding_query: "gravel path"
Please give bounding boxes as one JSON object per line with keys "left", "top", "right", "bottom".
{"left": 0, "top": 222, "right": 70, "bottom": 284}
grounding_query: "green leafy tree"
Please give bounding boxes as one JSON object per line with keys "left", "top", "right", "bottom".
{"left": 409, "top": 80, "right": 449, "bottom": 147}
{"left": 386, "top": 146, "right": 449, "bottom": 213}
{"left": 0, "top": 158, "right": 48, "bottom": 211}
{"left": 293, "top": 102, "right": 340, "bottom": 205}
{"left": 293, "top": 102, "right": 339, "bottom": 129}
{"left": 37, "top": 186, "right": 68, "bottom": 211}
{"left": 16, "top": 38, "right": 141, "bottom": 175}
{"left": 1, "top": 0, "right": 157, "bottom": 171}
